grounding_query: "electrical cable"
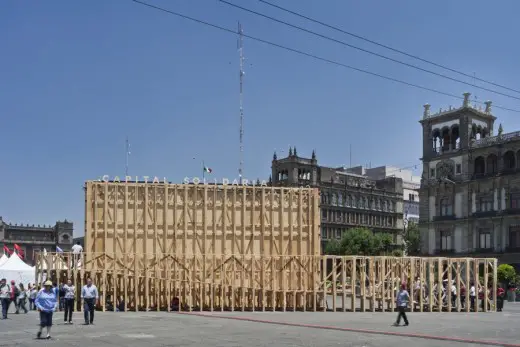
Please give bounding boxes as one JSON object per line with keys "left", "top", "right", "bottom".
{"left": 129, "top": 0, "right": 520, "bottom": 113}
{"left": 218, "top": 0, "right": 520, "bottom": 102}
{"left": 258, "top": 0, "right": 520, "bottom": 95}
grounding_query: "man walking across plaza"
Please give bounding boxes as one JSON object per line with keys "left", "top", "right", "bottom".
{"left": 394, "top": 283, "right": 410, "bottom": 326}
{"left": 81, "top": 278, "right": 98, "bottom": 325}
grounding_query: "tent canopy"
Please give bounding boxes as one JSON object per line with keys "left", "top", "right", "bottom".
{"left": 0, "top": 254, "right": 8, "bottom": 267}
{"left": 0, "top": 252, "right": 33, "bottom": 271}
{"left": 0, "top": 252, "right": 35, "bottom": 285}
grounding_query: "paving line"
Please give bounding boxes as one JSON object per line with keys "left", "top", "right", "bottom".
{"left": 179, "top": 312, "right": 520, "bottom": 347}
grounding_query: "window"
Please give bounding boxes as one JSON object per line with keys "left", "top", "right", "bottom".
{"left": 456, "top": 164, "right": 461, "bottom": 174}
{"left": 322, "top": 209, "right": 327, "bottom": 220}
{"left": 440, "top": 198, "right": 453, "bottom": 216}
{"left": 338, "top": 192, "right": 343, "bottom": 206}
{"left": 331, "top": 193, "right": 337, "bottom": 206}
{"left": 478, "top": 197, "right": 493, "bottom": 212}
{"left": 509, "top": 193, "right": 520, "bottom": 209}
{"left": 430, "top": 168, "right": 435, "bottom": 178}
{"left": 509, "top": 226, "right": 520, "bottom": 249}
{"left": 441, "top": 231, "right": 452, "bottom": 250}
{"left": 479, "top": 231, "right": 492, "bottom": 249}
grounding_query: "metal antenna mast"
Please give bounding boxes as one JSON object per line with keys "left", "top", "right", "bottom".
{"left": 125, "top": 137, "right": 131, "bottom": 177}
{"left": 238, "top": 22, "right": 245, "bottom": 184}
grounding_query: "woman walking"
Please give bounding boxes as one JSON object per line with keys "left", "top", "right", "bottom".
{"left": 63, "top": 279, "right": 75, "bottom": 323}
{"left": 15, "top": 283, "right": 28, "bottom": 314}
{"left": 35, "top": 280, "right": 58, "bottom": 339}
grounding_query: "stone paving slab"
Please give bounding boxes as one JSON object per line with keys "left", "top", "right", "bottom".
{"left": 0, "top": 303, "right": 518, "bottom": 346}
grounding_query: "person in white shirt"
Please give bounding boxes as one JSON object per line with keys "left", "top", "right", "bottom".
{"left": 62, "top": 280, "right": 75, "bottom": 324}
{"left": 71, "top": 242, "right": 83, "bottom": 269}
{"left": 451, "top": 282, "right": 457, "bottom": 307}
{"left": 81, "top": 278, "right": 98, "bottom": 325}
{"left": 469, "top": 282, "right": 476, "bottom": 310}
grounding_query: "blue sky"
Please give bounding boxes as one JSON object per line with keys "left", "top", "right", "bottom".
{"left": 2, "top": 0, "right": 519, "bottom": 236}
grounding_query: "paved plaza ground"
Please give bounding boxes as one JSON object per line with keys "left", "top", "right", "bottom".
{"left": 0, "top": 303, "right": 519, "bottom": 346}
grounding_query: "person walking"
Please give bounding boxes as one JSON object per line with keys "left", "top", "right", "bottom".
{"left": 15, "top": 283, "right": 28, "bottom": 314}
{"left": 81, "top": 278, "right": 98, "bottom": 325}
{"left": 35, "top": 280, "right": 58, "bottom": 339}
{"left": 394, "top": 283, "right": 410, "bottom": 326}
{"left": 63, "top": 279, "right": 75, "bottom": 323}
{"left": 29, "top": 285, "right": 38, "bottom": 310}
{"left": 0, "top": 278, "right": 11, "bottom": 319}
{"left": 10, "top": 280, "right": 18, "bottom": 313}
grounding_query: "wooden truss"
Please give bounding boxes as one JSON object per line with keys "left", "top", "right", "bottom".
{"left": 35, "top": 253, "right": 497, "bottom": 313}
{"left": 36, "top": 182, "right": 497, "bottom": 312}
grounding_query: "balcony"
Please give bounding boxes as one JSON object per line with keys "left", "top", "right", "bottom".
{"left": 474, "top": 247, "right": 496, "bottom": 254}
{"left": 433, "top": 215, "right": 456, "bottom": 222}
{"left": 472, "top": 210, "right": 497, "bottom": 218}
{"left": 434, "top": 249, "right": 456, "bottom": 255}
{"left": 505, "top": 247, "right": 520, "bottom": 253}
{"left": 503, "top": 208, "right": 520, "bottom": 216}
{"left": 471, "top": 131, "right": 520, "bottom": 149}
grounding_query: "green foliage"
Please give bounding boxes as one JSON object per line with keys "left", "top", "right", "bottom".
{"left": 323, "top": 227, "right": 395, "bottom": 256}
{"left": 404, "top": 222, "right": 421, "bottom": 255}
{"left": 498, "top": 123, "right": 503, "bottom": 135}
{"left": 323, "top": 239, "right": 342, "bottom": 255}
{"left": 392, "top": 249, "right": 404, "bottom": 257}
{"left": 497, "top": 264, "right": 517, "bottom": 283}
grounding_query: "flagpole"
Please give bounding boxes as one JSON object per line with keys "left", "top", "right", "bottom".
{"left": 202, "top": 160, "right": 205, "bottom": 181}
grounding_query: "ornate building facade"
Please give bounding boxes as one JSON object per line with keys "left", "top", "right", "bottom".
{"left": 271, "top": 150, "right": 404, "bottom": 250}
{"left": 0, "top": 216, "right": 73, "bottom": 265}
{"left": 419, "top": 93, "right": 520, "bottom": 265}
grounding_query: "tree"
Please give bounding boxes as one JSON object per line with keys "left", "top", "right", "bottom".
{"left": 498, "top": 123, "right": 504, "bottom": 135}
{"left": 404, "top": 222, "right": 421, "bottom": 255}
{"left": 497, "top": 264, "right": 517, "bottom": 284}
{"left": 323, "top": 239, "right": 342, "bottom": 255}
{"left": 323, "top": 227, "right": 395, "bottom": 256}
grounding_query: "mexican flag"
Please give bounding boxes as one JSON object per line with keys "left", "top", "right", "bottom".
{"left": 204, "top": 166, "right": 212, "bottom": 173}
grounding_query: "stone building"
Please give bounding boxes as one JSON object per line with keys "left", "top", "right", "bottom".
{"left": 271, "top": 149, "right": 404, "bottom": 250}
{"left": 419, "top": 92, "right": 520, "bottom": 265}
{"left": 350, "top": 165, "right": 420, "bottom": 225}
{"left": 0, "top": 216, "right": 73, "bottom": 265}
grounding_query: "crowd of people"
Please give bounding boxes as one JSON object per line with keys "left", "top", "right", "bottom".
{"left": 0, "top": 277, "right": 99, "bottom": 340}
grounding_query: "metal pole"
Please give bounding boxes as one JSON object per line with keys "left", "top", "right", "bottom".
{"left": 125, "top": 137, "right": 130, "bottom": 177}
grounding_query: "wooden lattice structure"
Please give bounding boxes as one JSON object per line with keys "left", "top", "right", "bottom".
{"left": 34, "top": 181, "right": 497, "bottom": 312}
{"left": 35, "top": 253, "right": 497, "bottom": 312}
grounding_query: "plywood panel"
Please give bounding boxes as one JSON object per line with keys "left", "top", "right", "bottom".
{"left": 85, "top": 182, "right": 320, "bottom": 258}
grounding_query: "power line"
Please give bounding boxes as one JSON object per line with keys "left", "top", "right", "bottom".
{"left": 218, "top": 0, "right": 520, "bottom": 102}
{"left": 129, "top": 0, "right": 520, "bottom": 113}
{"left": 257, "top": 0, "right": 520, "bottom": 95}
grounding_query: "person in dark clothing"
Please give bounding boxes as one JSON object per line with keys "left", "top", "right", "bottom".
{"left": 497, "top": 286, "right": 505, "bottom": 312}
{"left": 62, "top": 280, "right": 75, "bottom": 324}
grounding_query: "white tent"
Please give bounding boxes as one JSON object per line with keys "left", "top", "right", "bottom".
{"left": 0, "top": 254, "right": 8, "bottom": 267}
{"left": 0, "top": 252, "right": 35, "bottom": 285}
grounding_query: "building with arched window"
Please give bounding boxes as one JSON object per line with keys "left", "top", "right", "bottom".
{"left": 0, "top": 216, "right": 73, "bottom": 265}
{"left": 419, "top": 92, "right": 520, "bottom": 266}
{"left": 271, "top": 149, "right": 404, "bottom": 251}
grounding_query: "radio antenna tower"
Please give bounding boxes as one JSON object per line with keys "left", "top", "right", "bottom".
{"left": 125, "top": 136, "right": 131, "bottom": 177}
{"left": 238, "top": 22, "right": 245, "bottom": 185}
